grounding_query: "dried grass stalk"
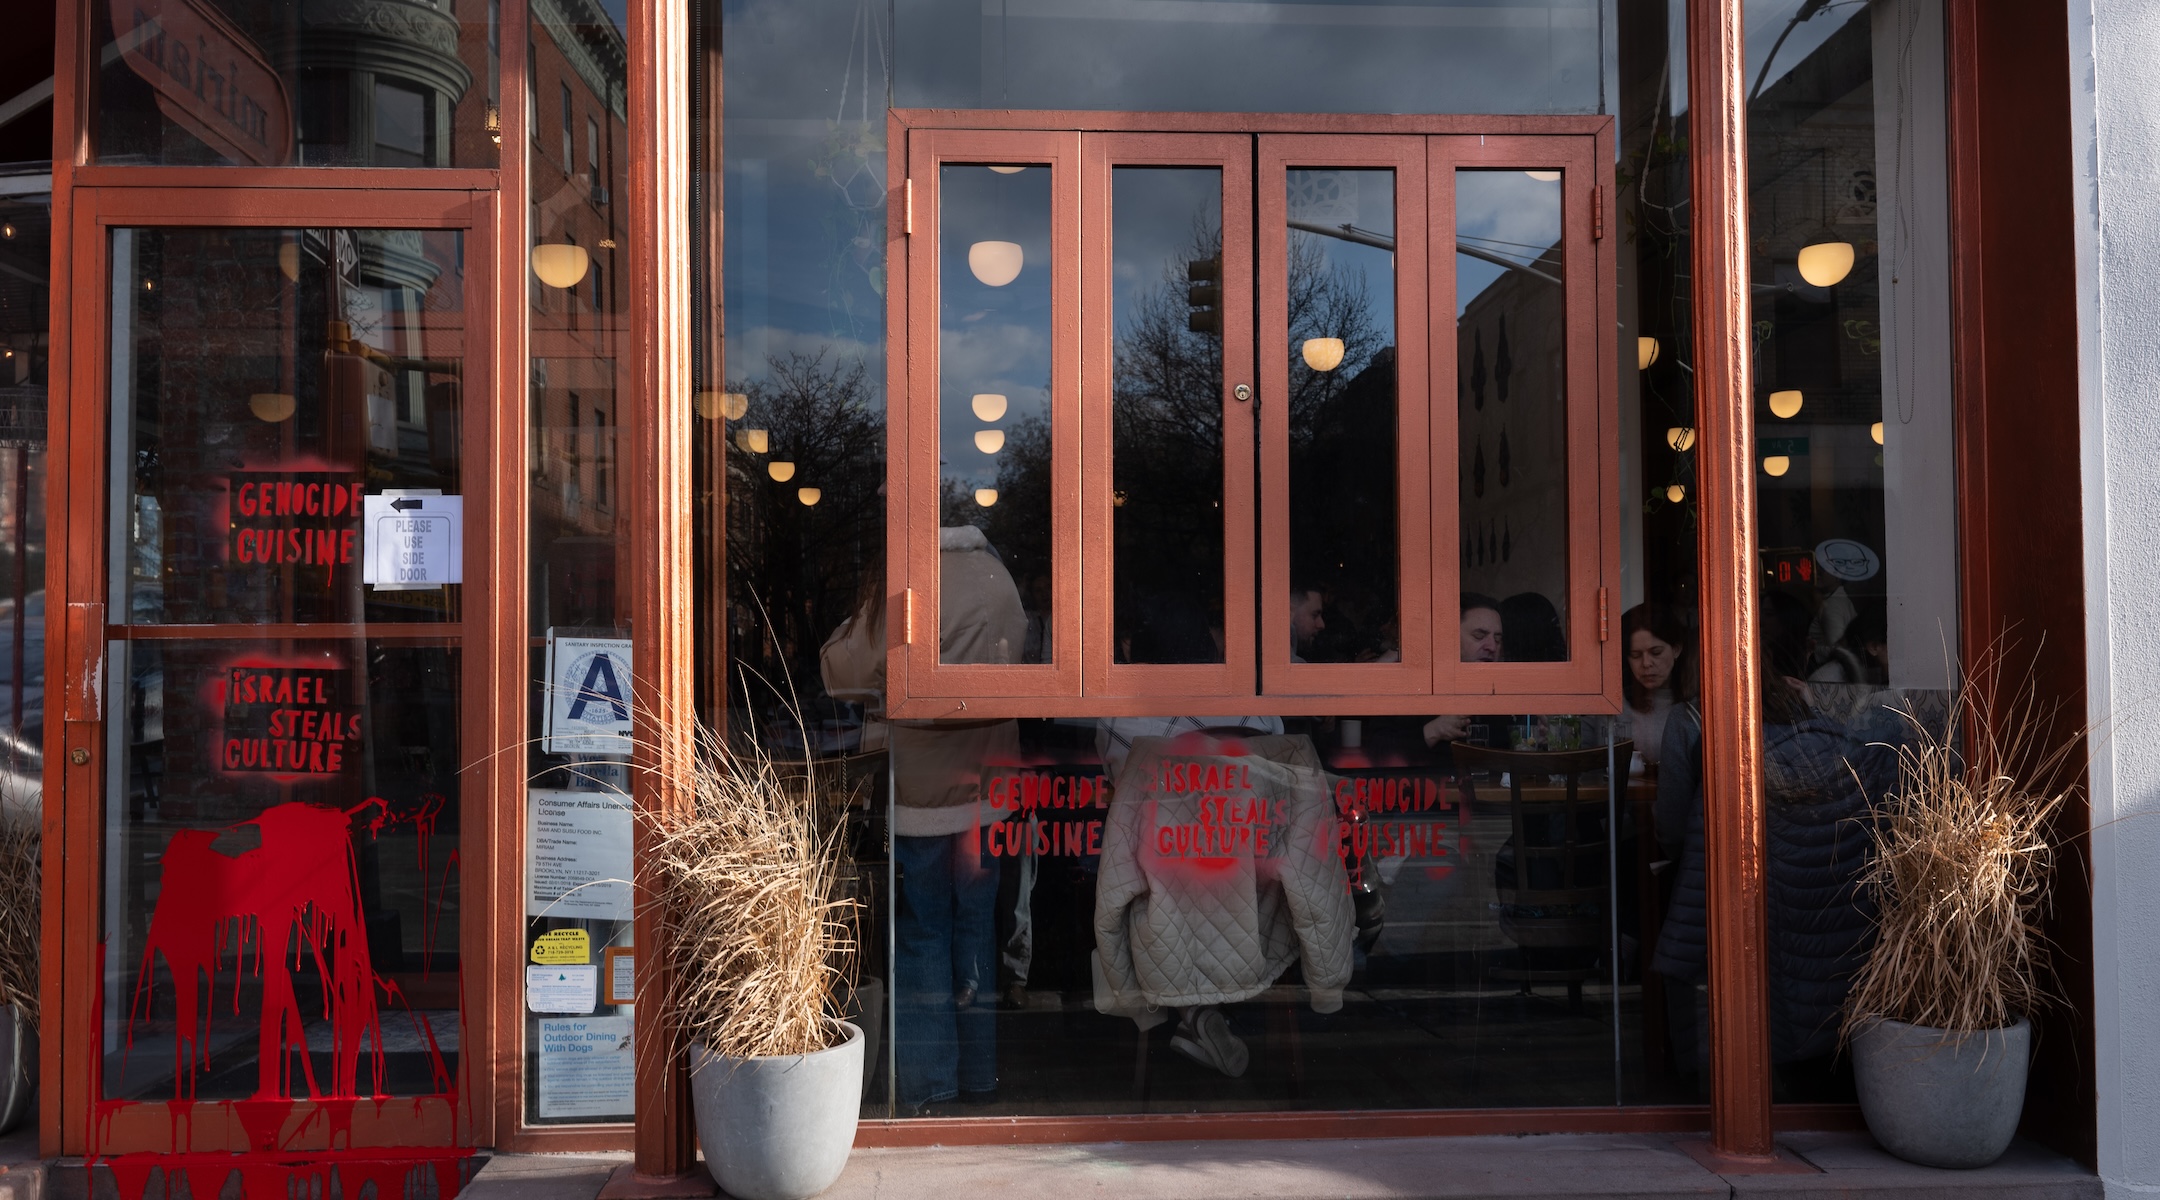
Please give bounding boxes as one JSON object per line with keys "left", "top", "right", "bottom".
{"left": 1844, "top": 651, "right": 2075, "bottom": 1036}
{"left": 648, "top": 719, "right": 859, "bottom": 1060}
{"left": 0, "top": 812, "right": 36, "bottom": 1029}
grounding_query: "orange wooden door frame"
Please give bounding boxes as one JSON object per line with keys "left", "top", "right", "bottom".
{"left": 48, "top": 184, "right": 505, "bottom": 1157}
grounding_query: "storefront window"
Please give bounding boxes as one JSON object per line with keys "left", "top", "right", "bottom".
{"left": 0, "top": 185, "right": 45, "bottom": 926}
{"left": 93, "top": 0, "right": 501, "bottom": 168}
{"left": 523, "top": 0, "right": 635, "bottom": 1127}
{"left": 712, "top": 0, "right": 1957, "bottom": 1120}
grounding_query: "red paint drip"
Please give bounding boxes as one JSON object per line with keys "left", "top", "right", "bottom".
{"left": 90, "top": 796, "right": 472, "bottom": 1191}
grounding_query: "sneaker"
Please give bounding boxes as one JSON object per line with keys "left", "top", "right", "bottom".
{"left": 1170, "top": 1007, "right": 1249, "bottom": 1078}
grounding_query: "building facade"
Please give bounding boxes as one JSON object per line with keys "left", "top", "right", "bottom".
{"left": 8, "top": 0, "right": 2160, "bottom": 1193}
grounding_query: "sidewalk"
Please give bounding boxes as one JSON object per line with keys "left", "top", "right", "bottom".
{"left": 465, "top": 1131, "right": 2100, "bottom": 1200}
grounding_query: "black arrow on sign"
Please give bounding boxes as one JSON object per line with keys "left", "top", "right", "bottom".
{"left": 390, "top": 497, "right": 424, "bottom": 512}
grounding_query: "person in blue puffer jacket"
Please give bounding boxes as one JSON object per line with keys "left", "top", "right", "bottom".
{"left": 1651, "top": 615, "right": 1913, "bottom": 1089}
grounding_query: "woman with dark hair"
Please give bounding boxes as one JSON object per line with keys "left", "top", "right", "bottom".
{"left": 1498, "top": 592, "right": 1567, "bottom": 663}
{"left": 1618, "top": 603, "right": 1697, "bottom": 769}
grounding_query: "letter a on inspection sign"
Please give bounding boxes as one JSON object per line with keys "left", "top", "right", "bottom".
{"left": 544, "top": 630, "right": 636, "bottom": 754}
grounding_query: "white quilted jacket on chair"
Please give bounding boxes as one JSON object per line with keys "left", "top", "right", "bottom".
{"left": 1092, "top": 733, "right": 1353, "bottom": 1021}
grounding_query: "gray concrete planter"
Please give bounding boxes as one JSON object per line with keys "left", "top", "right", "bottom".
{"left": 692, "top": 1021, "right": 863, "bottom": 1200}
{"left": 1852, "top": 1015, "right": 2030, "bottom": 1168}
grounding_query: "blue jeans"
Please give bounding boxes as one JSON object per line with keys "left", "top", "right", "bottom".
{"left": 893, "top": 828, "right": 1001, "bottom": 1107}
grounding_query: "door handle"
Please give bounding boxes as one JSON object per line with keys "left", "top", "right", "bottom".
{"left": 63, "top": 601, "right": 104, "bottom": 723}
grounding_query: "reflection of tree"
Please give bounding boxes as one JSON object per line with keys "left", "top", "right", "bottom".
{"left": 1109, "top": 224, "right": 1227, "bottom": 650}
{"left": 725, "top": 352, "right": 883, "bottom": 711}
{"left": 1284, "top": 234, "right": 1397, "bottom": 661}
{"left": 1284, "top": 234, "right": 1387, "bottom": 450}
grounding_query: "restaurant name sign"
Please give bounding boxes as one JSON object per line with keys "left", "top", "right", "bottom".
{"left": 110, "top": 0, "right": 293, "bottom": 167}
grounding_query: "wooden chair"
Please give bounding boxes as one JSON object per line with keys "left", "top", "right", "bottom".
{"left": 1451, "top": 740, "right": 1632, "bottom": 1012}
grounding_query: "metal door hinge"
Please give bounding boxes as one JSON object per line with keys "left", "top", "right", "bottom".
{"left": 904, "top": 180, "right": 915, "bottom": 235}
{"left": 1591, "top": 185, "right": 1604, "bottom": 240}
{"left": 901, "top": 588, "right": 917, "bottom": 645}
{"left": 1597, "top": 587, "right": 1610, "bottom": 643}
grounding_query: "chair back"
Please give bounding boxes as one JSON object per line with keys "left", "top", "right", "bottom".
{"left": 1452, "top": 740, "right": 1633, "bottom": 947}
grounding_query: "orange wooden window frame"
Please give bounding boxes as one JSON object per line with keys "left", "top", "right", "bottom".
{"left": 886, "top": 112, "right": 1620, "bottom": 719}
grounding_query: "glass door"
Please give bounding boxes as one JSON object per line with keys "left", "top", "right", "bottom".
{"left": 76, "top": 190, "right": 493, "bottom": 1159}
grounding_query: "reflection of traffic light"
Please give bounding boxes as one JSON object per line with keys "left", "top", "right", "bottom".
{"left": 1187, "top": 256, "right": 1222, "bottom": 335}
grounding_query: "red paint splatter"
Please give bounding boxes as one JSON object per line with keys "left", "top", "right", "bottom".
{"left": 90, "top": 797, "right": 473, "bottom": 1197}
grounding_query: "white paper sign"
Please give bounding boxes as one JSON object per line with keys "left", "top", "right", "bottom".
{"left": 363, "top": 493, "right": 464, "bottom": 587}
{"left": 537, "top": 1015, "right": 635, "bottom": 1118}
{"left": 526, "top": 788, "right": 634, "bottom": 920}
{"left": 543, "top": 632, "right": 635, "bottom": 754}
{"left": 526, "top": 963, "right": 599, "bottom": 1014}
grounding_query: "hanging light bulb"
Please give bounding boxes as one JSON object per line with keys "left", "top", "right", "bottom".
{"left": 531, "top": 243, "right": 592, "bottom": 289}
{"left": 1871, "top": 421, "right": 1885, "bottom": 445}
{"left": 735, "top": 428, "right": 769, "bottom": 454}
{"left": 974, "top": 429, "right": 1005, "bottom": 453}
{"left": 1666, "top": 426, "right": 1696, "bottom": 453}
{"left": 798, "top": 488, "right": 822, "bottom": 506}
{"left": 1637, "top": 337, "right": 1659, "bottom": 371}
{"left": 968, "top": 241, "right": 1024, "bottom": 287}
{"left": 971, "top": 393, "right": 1008, "bottom": 422}
{"left": 975, "top": 488, "right": 999, "bottom": 507}
{"left": 694, "top": 392, "right": 751, "bottom": 421}
{"left": 1666, "top": 483, "right": 1686, "bottom": 503}
{"left": 1301, "top": 337, "right": 1345, "bottom": 372}
{"left": 1768, "top": 390, "right": 1804, "bottom": 419}
{"left": 249, "top": 393, "right": 297, "bottom": 423}
{"left": 768, "top": 461, "right": 796, "bottom": 482}
{"left": 1762, "top": 455, "right": 1791, "bottom": 477}
{"left": 1797, "top": 241, "right": 1855, "bottom": 288}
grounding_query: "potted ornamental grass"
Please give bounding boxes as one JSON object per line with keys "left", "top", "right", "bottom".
{"left": 0, "top": 805, "right": 33, "bottom": 1135}
{"left": 649, "top": 720, "right": 864, "bottom": 1200}
{"left": 1843, "top": 657, "right": 2075, "bottom": 1169}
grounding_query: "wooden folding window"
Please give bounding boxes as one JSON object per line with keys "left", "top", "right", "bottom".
{"left": 886, "top": 113, "right": 1618, "bottom": 719}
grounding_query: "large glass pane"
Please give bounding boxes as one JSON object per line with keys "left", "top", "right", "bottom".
{"left": 1111, "top": 167, "right": 1225, "bottom": 665}
{"left": 524, "top": 0, "right": 636, "bottom": 1126}
{"left": 0, "top": 190, "right": 47, "bottom": 829}
{"left": 93, "top": 0, "right": 500, "bottom": 167}
{"left": 894, "top": 0, "right": 1604, "bottom": 115}
{"left": 1456, "top": 170, "right": 1569, "bottom": 661}
{"left": 100, "top": 226, "right": 465, "bottom": 1105}
{"left": 1285, "top": 169, "right": 1398, "bottom": 665}
{"left": 937, "top": 162, "right": 1052, "bottom": 666}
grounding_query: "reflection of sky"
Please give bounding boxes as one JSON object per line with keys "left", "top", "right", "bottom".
{"left": 1112, "top": 168, "right": 1221, "bottom": 342}
{"left": 940, "top": 166, "right": 1053, "bottom": 493}
{"left": 1291, "top": 169, "right": 1396, "bottom": 344}
{"left": 1455, "top": 170, "right": 1561, "bottom": 317}
{"left": 901, "top": 0, "right": 1603, "bottom": 114}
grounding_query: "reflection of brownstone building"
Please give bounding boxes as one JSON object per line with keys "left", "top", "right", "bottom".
{"left": 1458, "top": 245, "right": 1567, "bottom": 613}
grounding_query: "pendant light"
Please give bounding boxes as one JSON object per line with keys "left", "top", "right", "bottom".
{"left": 968, "top": 241, "right": 1024, "bottom": 287}
{"left": 974, "top": 430, "right": 1005, "bottom": 454}
{"left": 768, "top": 461, "right": 796, "bottom": 482}
{"left": 1301, "top": 337, "right": 1345, "bottom": 372}
{"left": 797, "top": 488, "right": 822, "bottom": 506}
{"left": 1666, "top": 426, "right": 1696, "bottom": 452}
{"left": 735, "top": 428, "right": 769, "bottom": 454}
{"left": 531, "top": 243, "right": 591, "bottom": 289}
{"left": 1769, "top": 390, "right": 1804, "bottom": 419}
{"left": 971, "top": 393, "right": 1008, "bottom": 421}
{"left": 975, "top": 488, "right": 999, "bottom": 508}
{"left": 1871, "top": 421, "right": 1885, "bottom": 445}
{"left": 249, "top": 393, "right": 297, "bottom": 423}
{"left": 1638, "top": 337, "right": 1659, "bottom": 371}
{"left": 1666, "top": 484, "right": 1686, "bottom": 503}
{"left": 1797, "top": 241, "right": 1855, "bottom": 288}
{"left": 695, "top": 392, "right": 749, "bottom": 421}
{"left": 1762, "top": 455, "right": 1791, "bottom": 477}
